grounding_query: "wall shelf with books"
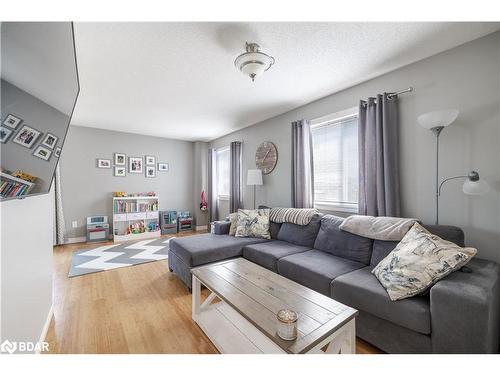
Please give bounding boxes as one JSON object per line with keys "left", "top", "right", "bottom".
{"left": 0, "top": 171, "right": 35, "bottom": 199}
{"left": 112, "top": 194, "right": 160, "bottom": 242}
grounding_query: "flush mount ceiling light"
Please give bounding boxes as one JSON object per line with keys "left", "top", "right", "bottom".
{"left": 234, "top": 42, "right": 275, "bottom": 82}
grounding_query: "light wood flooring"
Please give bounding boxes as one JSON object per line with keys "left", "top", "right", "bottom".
{"left": 45, "top": 231, "right": 382, "bottom": 354}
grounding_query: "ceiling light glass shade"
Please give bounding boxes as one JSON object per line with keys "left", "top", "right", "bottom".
{"left": 463, "top": 178, "right": 489, "bottom": 195}
{"left": 417, "top": 109, "right": 459, "bottom": 130}
{"left": 235, "top": 43, "right": 275, "bottom": 82}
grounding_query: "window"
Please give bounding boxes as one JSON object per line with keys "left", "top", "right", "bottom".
{"left": 216, "top": 146, "right": 230, "bottom": 200}
{"left": 311, "top": 107, "right": 359, "bottom": 213}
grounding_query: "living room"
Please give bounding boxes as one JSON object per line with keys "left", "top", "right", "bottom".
{"left": 1, "top": 1, "right": 500, "bottom": 373}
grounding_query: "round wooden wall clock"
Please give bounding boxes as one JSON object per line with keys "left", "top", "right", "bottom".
{"left": 255, "top": 141, "right": 278, "bottom": 175}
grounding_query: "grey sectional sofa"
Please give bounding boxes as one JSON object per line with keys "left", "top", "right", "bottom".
{"left": 168, "top": 213, "right": 500, "bottom": 354}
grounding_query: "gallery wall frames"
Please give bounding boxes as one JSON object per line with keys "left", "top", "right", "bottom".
{"left": 96, "top": 153, "right": 170, "bottom": 178}
{"left": 97, "top": 159, "right": 111, "bottom": 168}
{"left": 12, "top": 124, "right": 42, "bottom": 149}
{"left": 129, "top": 157, "right": 143, "bottom": 173}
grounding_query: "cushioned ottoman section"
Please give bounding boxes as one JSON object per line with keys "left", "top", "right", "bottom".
{"left": 314, "top": 215, "right": 373, "bottom": 265}
{"left": 276, "top": 213, "right": 322, "bottom": 248}
{"left": 243, "top": 240, "right": 312, "bottom": 272}
{"left": 277, "top": 250, "right": 365, "bottom": 296}
{"left": 169, "top": 233, "right": 269, "bottom": 267}
{"left": 331, "top": 266, "right": 431, "bottom": 334}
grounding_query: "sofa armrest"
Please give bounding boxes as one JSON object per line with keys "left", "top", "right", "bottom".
{"left": 430, "top": 258, "right": 500, "bottom": 353}
{"left": 213, "top": 221, "right": 231, "bottom": 235}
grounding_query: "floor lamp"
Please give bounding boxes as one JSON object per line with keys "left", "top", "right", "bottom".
{"left": 418, "top": 109, "right": 489, "bottom": 224}
{"left": 247, "top": 169, "right": 263, "bottom": 209}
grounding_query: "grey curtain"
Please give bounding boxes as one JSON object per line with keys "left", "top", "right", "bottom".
{"left": 54, "top": 163, "right": 66, "bottom": 245}
{"left": 207, "top": 148, "right": 218, "bottom": 222}
{"left": 358, "top": 93, "right": 400, "bottom": 217}
{"left": 229, "top": 141, "right": 242, "bottom": 213}
{"left": 291, "top": 119, "right": 314, "bottom": 208}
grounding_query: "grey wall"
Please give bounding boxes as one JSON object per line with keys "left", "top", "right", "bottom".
{"left": 1, "top": 80, "right": 70, "bottom": 194}
{"left": 1, "top": 188, "right": 54, "bottom": 350}
{"left": 60, "top": 126, "right": 194, "bottom": 239}
{"left": 211, "top": 31, "right": 500, "bottom": 263}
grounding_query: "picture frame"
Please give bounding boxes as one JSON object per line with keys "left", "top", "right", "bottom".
{"left": 12, "top": 124, "right": 42, "bottom": 149}
{"left": 114, "top": 166, "right": 126, "bottom": 177}
{"left": 97, "top": 159, "right": 111, "bottom": 168}
{"left": 0, "top": 126, "right": 13, "bottom": 143}
{"left": 145, "top": 155, "right": 156, "bottom": 165}
{"left": 158, "top": 162, "right": 169, "bottom": 172}
{"left": 129, "top": 157, "right": 143, "bottom": 173}
{"left": 2, "top": 114, "right": 23, "bottom": 129}
{"left": 33, "top": 145, "right": 52, "bottom": 161}
{"left": 114, "top": 153, "right": 126, "bottom": 166}
{"left": 54, "top": 147, "right": 62, "bottom": 158}
{"left": 145, "top": 166, "right": 156, "bottom": 178}
{"left": 41, "top": 133, "right": 58, "bottom": 149}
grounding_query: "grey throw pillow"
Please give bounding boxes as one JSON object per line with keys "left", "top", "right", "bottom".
{"left": 372, "top": 222, "right": 476, "bottom": 301}
{"left": 235, "top": 209, "right": 271, "bottom": 239}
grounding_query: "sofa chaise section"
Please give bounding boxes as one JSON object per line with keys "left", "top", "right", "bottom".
{"left": 169, "top": 233, "right": 269, "bottom": 288}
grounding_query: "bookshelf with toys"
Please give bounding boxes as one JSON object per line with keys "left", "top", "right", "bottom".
{"left": 112, "top": 191, "right": 161, "bottom": 242}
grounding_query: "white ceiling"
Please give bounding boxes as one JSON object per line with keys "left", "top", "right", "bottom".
{"left": 71, "top": 22, "right": 500, "bottom": 142}
{"left": 2, "top": 22, "right": 79, "bottom": 116}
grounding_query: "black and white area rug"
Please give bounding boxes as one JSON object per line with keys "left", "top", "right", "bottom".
{"left": 68, "top": 237, "right": 173, "bottom": 277}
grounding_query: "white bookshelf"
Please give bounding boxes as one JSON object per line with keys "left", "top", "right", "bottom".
{"left": 0, "top": 172, "right": 35, "bottom": 199}
{"left": 112, "top": 195, "right": 161, "bottom": 243}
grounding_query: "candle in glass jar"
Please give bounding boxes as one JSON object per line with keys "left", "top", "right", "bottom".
{"left": 277, "top": 309, "right": 298, "bottom": 341}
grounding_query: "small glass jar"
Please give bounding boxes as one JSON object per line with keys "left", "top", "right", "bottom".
{"left": 277, "top": 309, "right": 298, "bottom": 341}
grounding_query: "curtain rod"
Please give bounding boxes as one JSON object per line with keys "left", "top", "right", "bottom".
{"left": 387, "top": 87, "right": 413, "bottom": 99}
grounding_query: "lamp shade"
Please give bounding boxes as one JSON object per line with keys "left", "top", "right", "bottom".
{"left": 463, "top": 178, "right": 489, "bottom": 195}
{"left": 247, "top": 169, "right": 263, "bottom": 186}
{"left": 417, "top": 109, "right": 459, "bottom": 130}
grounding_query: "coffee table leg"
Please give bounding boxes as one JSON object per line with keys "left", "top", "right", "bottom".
{"left": 323, "top": 319, "right": 356, "bottom": 354}
{"left": 192, "top": 275, "right": 201, "bottom": 320}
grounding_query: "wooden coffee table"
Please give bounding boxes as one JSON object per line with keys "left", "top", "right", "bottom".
{"left": 191, "top": 257, "right": 358, "bottom": 354}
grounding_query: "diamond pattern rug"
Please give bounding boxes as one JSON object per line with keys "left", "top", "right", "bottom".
{"left": 68, "top": 237, "right": 173, "bottom": 277}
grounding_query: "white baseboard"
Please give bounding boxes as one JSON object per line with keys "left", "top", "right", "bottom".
{"left": 36, "top": 305, "right": 53, "bottom": 354}
{"left": 195, "top": 225, "right": 208, "bottom": 231}
{"left": 64, "top": 236, "right": 86, "bottom": 244}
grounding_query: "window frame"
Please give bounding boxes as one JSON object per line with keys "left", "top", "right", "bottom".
{"left": 310, "top": 106, "right": 359, "bottom": 213}
{"left": 215, "top": 146, "right": 230, "bottom": 201}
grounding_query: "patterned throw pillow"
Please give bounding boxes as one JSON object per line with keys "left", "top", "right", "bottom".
{"left": 235, "top": 209, "right": 271, "bottom": 239}
{"left": 372, "top": 222, "right": 476, "bottom": 301}
{"left": 229, "top": 212, "right": 238, "bottom": 236}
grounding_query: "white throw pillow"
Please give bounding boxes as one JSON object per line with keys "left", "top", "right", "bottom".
{"left": 228, "top": 212, "right": 238, "bottom": 236}
{"left": 372, "top": 222, "right": 476, "bottom": 301}
{"left": 235, "top": 209, "right": 271, "bottom": 239}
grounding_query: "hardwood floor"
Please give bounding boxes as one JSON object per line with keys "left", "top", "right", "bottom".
{"left": 45, "top": 231, "right": 382, "bottom": 354}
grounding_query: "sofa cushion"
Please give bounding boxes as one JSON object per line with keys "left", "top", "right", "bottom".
{"left": 277, "top": 250, "right": 365, "bottom": 296}
{"left": 277, "top": 213, "right": 322, "bottom": 248}
{"left": 314, "top": 215, "right": 373, "bottom": 265}
{"left": 269, "top": 221, "right": 282, "bottom": 239}
{"left": 370, "top": 224, "right": 465, "bottom": 266}
{"left": 169, "top": 233, "right": 269, "bottom": 267}
{"left": 331, "top": 266, "right": 431, "bottom": 334}
{"left": 243, "top": 240, "right": 312, "bottom": 272}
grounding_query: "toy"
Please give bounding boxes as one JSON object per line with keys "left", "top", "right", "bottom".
{"left": 113, "top": 191, "right": 126, "bottom": 197}
{"left": 200, "top": 191, "right": 208, "bottom": 211}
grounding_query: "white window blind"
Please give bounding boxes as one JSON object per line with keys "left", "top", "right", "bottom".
{"left": 311, "top": 112, "right": 359, "bottom": 212}
{"left": 216, "top": 147, "right": 230, "bottom": 199}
